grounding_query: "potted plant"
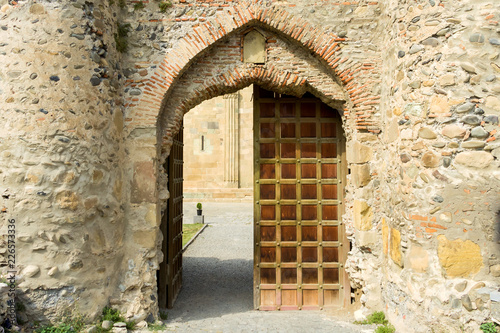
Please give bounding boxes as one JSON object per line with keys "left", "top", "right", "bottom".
{"left": 196, "top": 203, "right": 202, "bottom": 216}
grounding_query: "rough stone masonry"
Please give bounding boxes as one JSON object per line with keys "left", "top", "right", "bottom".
{"left": 0, "top": 0, "right": 499, "bottom": 332}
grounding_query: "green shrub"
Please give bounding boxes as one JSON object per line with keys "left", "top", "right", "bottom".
{"left": 196, "top": 202, "right": 202, "bottom": 210}
{"left": 133, "top": 1, "right": 145, "bottom": 10}
{"left": 356, "top": 311, "right": 389, "bottom": 325}
{"left": 114, "top": 22, "right": 131, "bottom": 53}
{"left": 102, "top": 306, "right": 125, "bottom": 322}
{"left": 376, "top": 324, "right": 396, "bottom": 333}
{"left": 158, "top": 1, "right": 172, "bottom": 13}
{"left": 480, "top": 322, "right": 498, "bottom": 333}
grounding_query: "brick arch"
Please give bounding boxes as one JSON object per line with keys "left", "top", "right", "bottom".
{"left": 124, "top": 1, "right": 380, "bottom": 137}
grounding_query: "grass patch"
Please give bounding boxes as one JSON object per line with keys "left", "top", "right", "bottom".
{"left": 183, "top": 223, "right": 204, "bottom": 247}
{"left": 148, "top": 322, "right": 166, "bottom": 332}
{"left": 355, "top": 311, "right": 395, "bottom": 333}
{"left": 133, "top": 1, "right": 145, "bottom": 10}
{"left": 34, "top": 315, "right": 85, "bottom": 333}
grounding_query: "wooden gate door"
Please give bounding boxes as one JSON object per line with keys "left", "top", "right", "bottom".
{"left": 159, "top": 126, "right": 184, "bottom": 309}
{"left": 254, "top": 86, "right": 348, "bottom": 310}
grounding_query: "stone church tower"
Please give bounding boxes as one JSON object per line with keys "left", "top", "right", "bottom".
{"left": 0, "top": 0, "right": 499, "bottom": 331}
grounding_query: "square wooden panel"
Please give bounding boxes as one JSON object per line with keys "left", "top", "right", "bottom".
{"left": 302, "top": 247, "right": 318, "bottom": 262}
{"left": 261, "top": 268, "right": 276, "bottom": 284}
{"left": 321, "top": 123, "right": 336, "bottom": 138}
{"left": 281, "top": 164, "right": 296, "bottom": 179}
{"left": 280, "top": 103, "right": 295, "bottom": 118}
{"left": 303, "top": 290, "right": 318, "bottom": 306}
{"left": 261, "top": 247, "right": 276, "bottom": 262}
{"left": 301, "top": 143, "right": 316, "bottom": 158}
{"left": 323, "top": 247, "right": 338, "bottom": 263}
{"left": 260, "top": 143, "right": 275, "bottom": 159}
{"left": 260, "top": 123, "right": 275, "bottom": 138}
{"left": 300, "top": 102, "right": 316, "bottom": 117}
{"left": 322, "top": 205, "right": 338, "bottom": 220}
{"left": 281, "top": 290, "right": 298, "bottom": 305}
{"left": 261, "top": 226, "right": 276, "bottom": 241}
{"left": 323, "top": 268, "right": 339, "bottom": 284}
{"left": 260, "top": 163, "right": 275, "bottom": 179}
{"left": 301, "top": 205, "right": 317, "bottom": 221}
{"left": 281, "top": 268, "right": 297, "bottom": 284}
{"left": 300, "top": 123, "right": 316, "bottom": 138}
{"left": 320, "top": 104, "right": 338, "bottom": 118}
{"left": 281, "top": 184, "right": 296, "bottom": 200}
{"left": 261, "top": 290, "right": 276, "bottom": 306}
{"left": 260, "top": 103, "right": 276, "bottom": 118}
{"left": 301, "top": 163, "right": 316, "bottom": 179}
{"left": 321, "top": 184, "right": 337, "bottom": 200}
{"left": 281, "top": 143, "right": 296, "bottom": 158}
{"left": 323, "top": 290, "right": 340, "bottom": 307}
{"left": 321, "top": 163, "right": 337, "bottom": 179}
{"left": 260, "top": 184, "right": 276, "bottom": 200}
{"left": 301, "top": 226, "right": 317, "bottom": 241}
{"left": 281, "top": 247, "right": 297, "bottom": 262}
{"left": 281, "top": 205, "right": 296, "bottom": 220}
{"left": 281, "top": 123, "right": 296, "bottom": 138}
{"left": 322, "top": 226, "right": 338, "bottom": 242}
{"left": 281, "top": 226, "right": 297, "bottom": 241}
{"left": 261, "top": 205, "right": 276, "bottom": 220}
{"left": 302, "top": 268, "right": 318, "bottom": 284}
{"left": 301, "top": 184, "right": 317, "bottom": 200}
{"left": 321, "top": 143, "right": 337, "bottom": 158}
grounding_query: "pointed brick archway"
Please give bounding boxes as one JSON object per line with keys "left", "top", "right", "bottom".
{"left": 122, "top": 1, "right": 381, "bottom": 317}
{"left": 124, "top": 1, "right": 381, "bottom": 138}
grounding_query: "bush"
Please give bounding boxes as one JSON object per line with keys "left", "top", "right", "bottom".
{"left": 158, "top": 1, "right": 172, "bottom": 13}
{"left": 480, "top": 322, "right": 498, "bottom": 333}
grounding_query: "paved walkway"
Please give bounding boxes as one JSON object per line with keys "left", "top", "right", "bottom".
{"left": 162, "top": 203, "right": 367, "bottom": 333}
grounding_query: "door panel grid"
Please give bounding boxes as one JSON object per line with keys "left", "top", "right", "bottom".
{"left": 254, "top": 87, "right": 347, "bottom": 310}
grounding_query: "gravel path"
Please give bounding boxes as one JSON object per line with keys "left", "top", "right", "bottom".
{"left": 162, "top": 203, "right": 366, "bottom": 333}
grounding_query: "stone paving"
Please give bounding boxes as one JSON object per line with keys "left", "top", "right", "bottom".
{"left": 158, "top": 203, "right": 368, "bottom": 333}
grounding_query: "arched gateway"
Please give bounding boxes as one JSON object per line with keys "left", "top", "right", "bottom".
{"left": 122, "top": 1, "right": 379, "bottom": 317}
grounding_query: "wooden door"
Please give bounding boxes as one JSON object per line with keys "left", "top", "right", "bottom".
{"left": 254, "top": 86, "right": 348, "bottom": 310}
{"left": 159, "top": 126, "right": 184, "bottom": 309}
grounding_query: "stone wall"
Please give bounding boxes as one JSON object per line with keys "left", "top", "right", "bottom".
{"left": 0, "top": 0, "right": 498, "bottom": 331}
{"left": 0, "top": 0, "right": 126, "bottom": 321}
{"left": 183, "top": 85, "right": 253, "bottom": 202}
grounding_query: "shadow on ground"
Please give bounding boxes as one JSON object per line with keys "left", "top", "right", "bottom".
{"left": 166, "top": 257, "right": 254, "bottom": 323}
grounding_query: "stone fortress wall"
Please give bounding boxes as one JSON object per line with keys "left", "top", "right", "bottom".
{"left": 0, "top": 0, "right": 499, "bottom": 331}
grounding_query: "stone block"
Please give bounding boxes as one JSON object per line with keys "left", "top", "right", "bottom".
{"left": 421, "top": 151, "right": 439, "bottom": 168}
{"left": 437, "top": 235, "right": 483, "bottom": 277}
{"left": 356, "top": 230, "right": 377, "bottom": 247}
{"left": 56, "top": 190, "right": 79, "bottom": 211}
{"left": 390, "top": 228, "right": 403, "bottom": 267}
{"left": 131, "top": 161, "right": 156, "bottom": 203}
{"left": 350, "top": 164, "right": 370, "bottom": 187}
{"left": 243, "top": 30, "right": 266, "bottom": 63}
{"left": 193, "top": 215, "right": 204, "bottom": 224}
{"left": 407, "top": 245, "right": 428, "bottom": 273}
{"left": 382, "top": 218, "right": 389, "bottom": 255}
{"left": 347, "top": 141, "right": 373, "bottom": 164}
{"left": 455, "top": 151, "right": 493, "bottom": 169}
{"left": 353, "top": 200, "right": 373, "bottom": 231}
{"left": 442, "top": 125, "right": 466, "bottom": 139}
{"left": 133, "top": 230, "right": 157, "bottom": 249}
{"left": 429, "top": 95, "right": 449, "bottom": 114}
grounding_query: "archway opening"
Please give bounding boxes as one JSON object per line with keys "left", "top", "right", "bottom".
{"left": 157, "top": 84, "right": 348, "bottom": 315}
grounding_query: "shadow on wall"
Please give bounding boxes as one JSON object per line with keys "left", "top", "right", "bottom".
{"left": 166, "top": 257, "right": 253, "bottom": 322}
